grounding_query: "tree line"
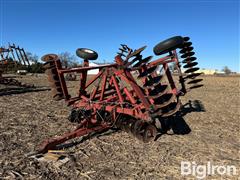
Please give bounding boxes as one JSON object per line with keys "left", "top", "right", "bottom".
{"left": 14, "top": 52, "right": 80, "bottom": 73}
{"left": 168, "top": 63, "right": 234, "bottom": 75}
{"left": 11, "top": 52, "right": 235, "bottom": 75}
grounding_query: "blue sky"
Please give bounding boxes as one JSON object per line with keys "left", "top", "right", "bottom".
{"left": 0, "top": 0, "right": 239, "bottom": 72}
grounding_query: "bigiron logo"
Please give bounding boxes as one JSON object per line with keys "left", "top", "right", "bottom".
{"left": 181, "top": 161, "right": 238, "bottom": 179}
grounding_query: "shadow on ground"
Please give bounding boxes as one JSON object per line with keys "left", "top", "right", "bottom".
{"left": 0, "top": 86, "right": 50, "bottom": 96}
{"left": 155, "top": 99, "right": 206, "bottom": 139}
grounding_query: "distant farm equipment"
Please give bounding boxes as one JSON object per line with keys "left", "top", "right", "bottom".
{"left": 17, "top": 70, "right": 27, "bottom": 75}
{"left": 39, "top": 36, "right": 203, "bottom": 153}
{"left": 65, "top": 73, "right": 77, "bottom": 81}
{"left": 0, "top": 43, "right": 30, "bottom": 68}
{"left": 0, "top": 43, "right": 34, "bottom": 88}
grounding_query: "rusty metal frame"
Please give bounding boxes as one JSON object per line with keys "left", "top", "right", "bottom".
{"left": 39, "top": 44, "right": 192, "bottom": 153}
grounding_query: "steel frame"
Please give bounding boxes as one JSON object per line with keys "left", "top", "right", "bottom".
{"left": 38, "top": 49, "right": 186, "bottom": 153}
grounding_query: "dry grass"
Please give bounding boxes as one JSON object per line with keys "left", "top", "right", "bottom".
{"left": 0, "top": 75, "right": 239, "bottom": 179}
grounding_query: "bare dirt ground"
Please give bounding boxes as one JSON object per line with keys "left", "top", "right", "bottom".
{"left": 0, "top": 74, "right": 239, "bottom": 179}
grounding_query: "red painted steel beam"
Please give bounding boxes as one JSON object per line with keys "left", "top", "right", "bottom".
{"left": 73, "top": 101, "right": 149, "bottom": 120}
{"left": 85, "top": 70, "right": 104, "bottom": 89}
{"left": 149, "top": 55, "right": 176, "bottom": 67}
{"left": 95, "top": 89, "right": 116, "bottom": 99}
{"left": 111, "top": 75, "right": 124, "bottom": 103}
{"left": 117, "top": 70, "right": 151, "bottom": 110}
{"left": 59, "top": 64, "right": 117, "bottom": 74}
{"left": 80, "top": 60, "right": 89, "bottom": 94}
{"left": 123, "top": 87, "right": 136, "bottom": 104}
{"left": 100, "top": 73, "right": 107, "bottom": 101}
{"left": 38, "top": 124, "right": 110, "bottom": 153}
{"left": 90, "top": 76, "right": 102, "bottom": 100}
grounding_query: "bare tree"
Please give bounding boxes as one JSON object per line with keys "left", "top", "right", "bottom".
{"left": 26, "top": 52, "right": 38, "bottom": 64}
{"left": 25, "top": 52, "right": 45, "bottom": 73}
{"left": 222, "top": 66, "right": 231, "bottom": 75}
{"left": 58, "top": 52, "right": 78, "bottom": 68}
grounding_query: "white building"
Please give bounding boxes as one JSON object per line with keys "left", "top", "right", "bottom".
{"left": 88, "top": 62, "right": 99, "bottom": 75}
{"left": 196, "top": 69, "right": 224, "bottom": 75}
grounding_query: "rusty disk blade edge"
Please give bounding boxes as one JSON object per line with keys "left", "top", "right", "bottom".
{"left": 183, "top": 73, "right": 202, "bottom": 79}
{"left": 138, "top": 66, "right": 157, "bottom": 79}
{"left": 161, "top": 101, "right": 181, "bottom": 117}
{"left": 182, "top": 57, "right": 197, "bottom": 63}
{"left": 133, "top": 56, "right": 153, "bottom": 68}
{"left": 184, "top": 67, "right": 199, "bottom": 74}
{"left": 183, "top": 62, "right": 198, "bottom": 69}
{"left": 181, "top": 51, "right": 195, "bottom": 59}
{"left": 127, "top": 46, "right": 147, "bottom": 59}
{"left": 154, "top": 94, "right": 176, "bottom": 108}
{"left": 143, "top": 75, "right": 164, "bottom": 88}
{"left": 147, "top": 85, "right": 169, "bottom": 99}
{"left": 179, "top": 46, "right": 194, "bottom": 54}
{"left": 182, "top": 41, "right": 192, "bottom": 47}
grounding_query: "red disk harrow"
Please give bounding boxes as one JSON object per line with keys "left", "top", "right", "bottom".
{"left": 39, "top": 36, "right": 203, "bottom": 153}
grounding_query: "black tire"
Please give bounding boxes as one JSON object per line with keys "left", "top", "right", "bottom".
{"left": 153, "top": 36, "right": 184, "bottom": 55}
{"left": 76, "top": 48, "right": 98, "bottom": 60}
